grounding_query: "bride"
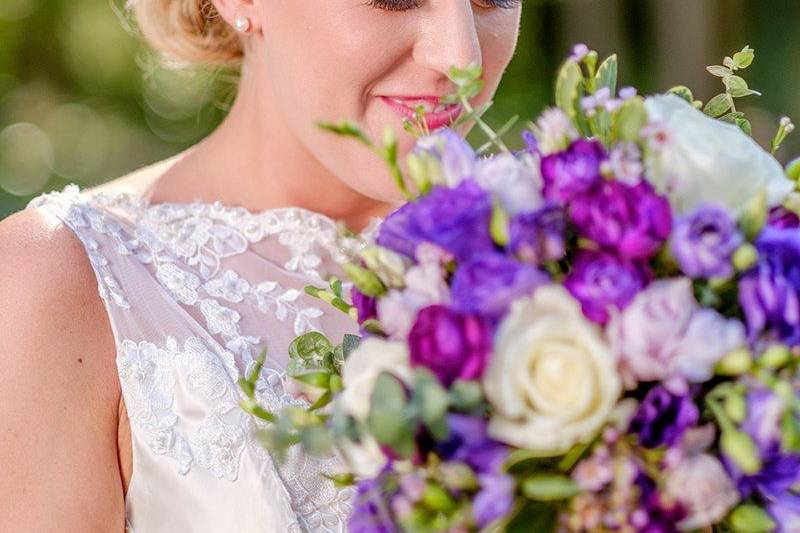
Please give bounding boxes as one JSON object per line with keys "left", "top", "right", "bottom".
{"left": 0, "top": 1, "right": 521, "bottom": 531}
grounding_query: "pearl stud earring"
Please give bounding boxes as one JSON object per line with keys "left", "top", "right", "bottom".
{"left": 233, "top": 14, "right": 251, "bottom": 33}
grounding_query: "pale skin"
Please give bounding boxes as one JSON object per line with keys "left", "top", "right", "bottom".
{"left": 0, "top": 1, "right": 520, "bottom": 530}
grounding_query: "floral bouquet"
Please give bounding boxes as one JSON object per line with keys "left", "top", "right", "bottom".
{"left": 240, "top": 45, "right": 800, "bottom": 532}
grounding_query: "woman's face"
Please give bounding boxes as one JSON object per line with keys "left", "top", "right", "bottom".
{"left": 246, "top": 0, "right": 521, "bottom": 202}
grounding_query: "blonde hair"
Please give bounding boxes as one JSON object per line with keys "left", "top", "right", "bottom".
{"left": 128, "top": 0, "right": 243, "bottom": 66}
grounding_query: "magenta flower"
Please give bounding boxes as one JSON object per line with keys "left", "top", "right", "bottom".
{"left": 407, "top": 305, "right": 491, "bottom": 386}
{"left": 570, "top": 179, "right": 672, "bottom": 260}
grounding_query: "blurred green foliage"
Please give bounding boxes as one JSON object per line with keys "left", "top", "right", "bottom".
{"left": 1, "top": 0, "right": 799, "bottom": 218}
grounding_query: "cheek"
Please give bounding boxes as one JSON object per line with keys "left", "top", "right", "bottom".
{"left": 476, "top": 10, "right": 521, "bottom": 93}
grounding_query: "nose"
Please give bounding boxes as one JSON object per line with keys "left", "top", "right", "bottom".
{"left": 412, "top": 0, "right": 482, "bottom": 77}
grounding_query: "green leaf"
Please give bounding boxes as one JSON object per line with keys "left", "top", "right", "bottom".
{"left": 555, "top": 59, "right": 584, "bottom": 128}
{"left": 341, "top": 334, "right": 361, "bottom": 360}
{"left": 729, "top": 504, "right": 775, "bottom": 533}
{"left": 293, "top": 371, "right": 331, "bottom": 389}
{"left": 707, "top": 65, "right": 733, "bottom": 77}
{"left": 323, "top": 472, "right": 356, "bottom": 487}
{"left": 413, "top": 371, "right": 450, "bottom": 440}
{"left": 301, "top": 425, "right": 333, "bottom": 456}
{"left": 721, "top": 430, "right": 762, "bottom": 475}
{"left": 490, "top": 201, "right": 510, "bottom": 246}
{"left": 737, "top": 118, "right": 753, "bottom": 136}
{"left": 330, "top": 278, "right": 343, "bottom": 299}
{"left": 522, "top": 474, "right": 581, "bottom": 501}
{"left": 309, "top": 390, "right": 333, "bottom": 411}
{"left": 724, "top": 75, "right": 760, "bottom": 98}
{"left": 704, "top": 93, "right": 733, "bottom": 118}
{"left": 449, "top": 380, "right": 484, "bottom": 412}
{"left": 732, "top": 46, "right": 755, "bottom": 70}
{"left": 367, "top": 373, "right": 415, "bottom": 457}
{"left": 506, "top": 502, "right": 558, "bottom": 533}
{"left": 239, "top": 398, "right": 277, "bottom": 423}
{"left": 594, "top": 54, "right": 618, "bottom": 96}
{"left": 614, "top": 97, "right": 648, "bottom": 143}
{"left": 288, "top": 332, "right": 334, "bottom": 365}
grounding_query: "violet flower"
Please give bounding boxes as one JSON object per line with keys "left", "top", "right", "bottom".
{"left": 377, "top": 180, "right": 494, "bottom": 263}
{"left": 670, "top": 204, "right": 743, "bottom": 279}
{"left": 508, "top": 204, "right": 567, "bottom": 264}
{"left": 451, "top": 253, "right": 548, "bottom": 319}
{"left": 628, "top": 386, "right": 699, "bottom": 449}
{"left": 349, "top": 475, "right": 398, "bottom": 533}
{"left": 351, "top": 286, "right": 378, "bottom": 324}
{"left": 564, "top": 250, "right": 650, "bottom": 324}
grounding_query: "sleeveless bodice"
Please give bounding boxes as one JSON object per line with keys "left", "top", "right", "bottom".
{"left": 27, "top": 184, "right": 377, "bottom": 533}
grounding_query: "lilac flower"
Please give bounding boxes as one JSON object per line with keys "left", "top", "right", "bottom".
{"left": 739, "top": 226, "right": 800, "bottom": 344}
{"left": 473, "top": 153, "right": 542, "bottom": 215}
{"left": 769, "top": 499, "right": 800, "bottom": 533}
{"left": 349, "top": 476, "right": 398, "bottom": 533}
{"left": 407, "top": 305, "right": 492, "bottom": 386}
{"left": 377, "top": 180, "right": 494, "bottom": 263}
{"left": 473, "top": 474, "right": 515, "bottom": 528}
{"left": 540, "top": 139, "right": 606, "bottom": 202}
{"left": 451, "top": 253, "right": 548, "bottom": 319}
{"left": 571, "top": 43, "right": 591, "bottom": 62}
{"left": 415, "top": 128, "right": 475, "bottom": 186}
{"left": 670, "top": 205, "right": 743, "bottom": 279}
{"left": 570, "top": 179, "right": 672, "bottom": 260}
{"left": 608, "top": 279, "right": 746, "bottom": 389}
{"left": 628, "top": 386, "right": 699, "bottom": 448}
{"left": 619, "top": 86, "right": 638, "bottom": 100}
{"left": 351, "top": 286, "right": 378, "bottom": 324}
{"left": 564, "top": 250, "right": 650, "bottom": 324}
{"left": 508, "top": 204, "right": 567, "bottom": 264}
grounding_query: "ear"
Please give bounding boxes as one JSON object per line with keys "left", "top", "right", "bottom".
{"left": 209, "top": 0, "right": 261, "bottom": 33}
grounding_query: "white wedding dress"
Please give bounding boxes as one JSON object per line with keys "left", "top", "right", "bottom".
{"left": 27, "top": 184, "right": 378, "bottom": 533}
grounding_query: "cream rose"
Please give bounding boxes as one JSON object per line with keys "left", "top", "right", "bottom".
{"left": 484, "top": 286, "right": 622, "bottom": 453}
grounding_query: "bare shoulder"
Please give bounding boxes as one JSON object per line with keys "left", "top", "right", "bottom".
{"left": 0, "top": 208, "right": 125, "bottom": 532}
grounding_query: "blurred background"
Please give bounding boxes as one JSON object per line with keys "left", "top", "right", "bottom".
{"left": 1, "top": 0, "right": 799, "bottom": 218}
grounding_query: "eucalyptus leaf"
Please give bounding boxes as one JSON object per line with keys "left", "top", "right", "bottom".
{"left": 724, "top": 75, "right": 760, "bottom": 98}
{"left": 667, "top": 85, "right": 695, "bottom": 105}
{"left": 342, "top": 334, "right": 361, "bottom": 360}
{"left": 301, "top": 425, "right": 333, "bottom": 456}
{"left": 707, "top": 65, "right": 733, "bottom": 77}
{"left": 288, "top": 332, "right": 334, "bottom": 365}
{"left": 555, "top": 59, "right": 584, "bottom": 128}
{"left": 367, "top": 373, "right": 415, "bottom": 457}
{"left": 704, "top": 93, "right": 733, "bottom": 118}
{"left": 732, "top": 46, "right": 755, "bottom": 69}
{"left": 293, "top": 371, "right": 331, "bottom": 389}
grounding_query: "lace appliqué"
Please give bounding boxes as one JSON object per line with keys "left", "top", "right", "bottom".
{"left": 118, "top": 336, "right": 245, "bottom": 479}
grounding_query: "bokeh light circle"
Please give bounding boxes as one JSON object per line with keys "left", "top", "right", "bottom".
{"left": 0, "top": 122, "right": 54, "bottom": 196}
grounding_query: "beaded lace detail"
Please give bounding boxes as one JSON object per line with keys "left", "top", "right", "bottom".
{"left": 27, "top": 184, "right": 376, "bottom": 532}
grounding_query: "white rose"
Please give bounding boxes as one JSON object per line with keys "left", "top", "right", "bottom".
{"left": 339, "top": 338, "right": 412, "bottom": 421}
{"left": 484, "top": 285, "right": 622, "bottom": 453}
{"left": 665, "top": 453, "right": 739, "bottom": 531}
{"left": 644, "top": 94, "right": 794, "bottom": 215}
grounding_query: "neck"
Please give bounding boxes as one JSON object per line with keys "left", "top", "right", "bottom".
{"left": 150, "top": 62, "right": 393, "bottom": 231}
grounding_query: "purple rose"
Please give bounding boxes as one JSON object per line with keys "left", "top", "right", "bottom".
{"left": 351, "top": 286, "right": 378, "bottom": 324}
{"left": 437, "top": 414, "right": 509, "bottom": 474}
{"left": 570, "top": 179, "right": 672, "bottom": 260}
{"left": 377, "top": 180, "right": 494, "bottom": 263}
{"left": 540, "top": 139, "right": 606, "bottom": 203}
{"left": 768, "top": 206, "right": 800, "bottom": 229}
{"left": 628, "top": 386, "right": 699, "bottom": 448}
{"left": 349, "top": 476, "right": 398, "bottom": 533}
{"left": 565, "top": 250, "right": 650, "bottom": 324}
{"left": 473, "top": 474, "right": 515, "bottom": 528}
{"left": 407, "top": 305, "right": 491, "bottom": 386}
{"left": 451, "top": 253, "right": 549, "bottom": 319}
{"left": 670, "top": 205, "right": 743, "bottom": 279}
{"left": 739, "top": 227, "right": 800, "bottom": 344}
{"left": 508, "top": 204, "right": 567, "bottom": 264}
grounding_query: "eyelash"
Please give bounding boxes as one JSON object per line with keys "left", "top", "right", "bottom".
{"left": 365, "top": 0, "right": 521, "bottom": 12}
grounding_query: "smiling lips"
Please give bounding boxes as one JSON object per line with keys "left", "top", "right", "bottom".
{"left": 380, "top": 96, "right": 463, "bottom": 131}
